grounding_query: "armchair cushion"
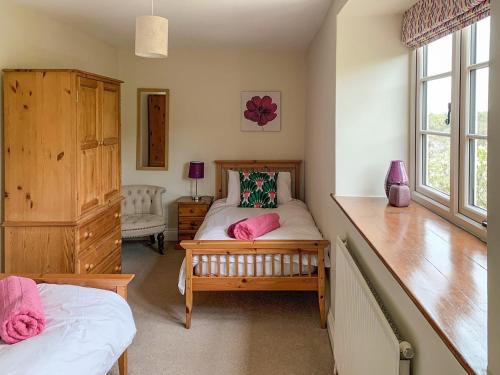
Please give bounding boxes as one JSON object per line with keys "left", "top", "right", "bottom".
{"left": 121, "top": 214, "right": 166, "bottom": 238}
{"left": 121, "top": 185, "right": 166, "bottom": 239}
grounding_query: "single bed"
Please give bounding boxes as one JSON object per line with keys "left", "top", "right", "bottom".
{"left": 180, "top": 160, "right": 329, "bottom": 329}
{"left": 0, "top": 274, "right": 136, "bottom": 375}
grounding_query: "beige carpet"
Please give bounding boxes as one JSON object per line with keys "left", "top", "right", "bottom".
{"left": 110, "top": 241, "right": 334, "bottom": 375}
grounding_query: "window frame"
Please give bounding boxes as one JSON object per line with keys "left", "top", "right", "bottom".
{"left": 410, "top": 22, "right": 488, "bottom": 241}
{"left": 459, "top": 24, "right": 489, "bottom": 225}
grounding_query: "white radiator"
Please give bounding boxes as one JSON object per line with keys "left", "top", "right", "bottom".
{"left": 334, "top": 237, "right": 412, "bottom": 375}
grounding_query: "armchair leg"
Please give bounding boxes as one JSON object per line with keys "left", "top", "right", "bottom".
{"left": 149, "top": 235, "right": 156, "bottom": 245}
{"left": 157, "top": 232, "right": 165, "bottom": 255}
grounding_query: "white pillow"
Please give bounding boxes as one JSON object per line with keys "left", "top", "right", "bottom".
{"left": 277, "top": 171, "right": 293, "bottom": 204}
{"left": 226, "top": 170, "right": 293, "bottom": 206}
{"left": 226, "top": 170, "right": 241, "bottom": 206}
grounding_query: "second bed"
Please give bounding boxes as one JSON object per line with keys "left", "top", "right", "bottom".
{"left": 179, "top": 160, "right": 330, "bottom": 329}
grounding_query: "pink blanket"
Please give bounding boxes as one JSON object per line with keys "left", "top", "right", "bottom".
{"left": 0, "top": 276, "right": 45, "bottom": 344}
{"left": 233, "top": 213, "right": 280, "bottom": 240}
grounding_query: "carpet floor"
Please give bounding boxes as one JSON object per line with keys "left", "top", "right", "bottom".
{"left": 109, "top": 241, "right": 334, "bottom": 375}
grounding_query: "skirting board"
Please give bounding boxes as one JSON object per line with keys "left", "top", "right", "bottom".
{"left": 167, "top": 228, "right": 178, "bottom": 242}
{"left": 327, "top": 309, "right": 334, "bottom": 354}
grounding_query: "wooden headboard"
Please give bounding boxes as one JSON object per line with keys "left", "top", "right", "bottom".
{"left": 215, "top": 160, "right": 302, "bottom": 200}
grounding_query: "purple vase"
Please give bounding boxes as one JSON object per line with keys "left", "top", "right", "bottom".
{"left": 389, "top": 184, "right": 411, "bottom": 207}
{"left": 384, "top": 160, "right": 409, "bottom": 198}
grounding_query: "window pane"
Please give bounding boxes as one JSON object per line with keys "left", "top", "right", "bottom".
{"left": 425, "top": 34, "right": 453, "bottom": 76}
{"left": 423, "top": 134, "right": 450, "bottom": 195}
{"left": 472, "top": 17, "right": 490, "bottom": 64}
{"left": 469, "top": 67, "right": 489, "bottom": 135}
{"left": 469, "top": 139, "right": 487, "bottom": 210}
{"left": 423, "top": 77, "right": 452, "bottom": 132}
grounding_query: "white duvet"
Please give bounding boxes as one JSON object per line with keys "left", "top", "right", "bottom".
{"left": 178, "top": 199, "right": 329, "bottom": 294}
{"left": 0, "top": 283, "right": 136, "bottom": 375}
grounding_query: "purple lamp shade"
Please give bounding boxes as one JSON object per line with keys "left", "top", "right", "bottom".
{"left": 189, "top": 161, "right": 204, "bottom": 179}
{"left": 384, "top": 160, "right": 409, "bottom": 198}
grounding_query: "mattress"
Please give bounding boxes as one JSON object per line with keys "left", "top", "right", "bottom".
{"left": 178, "top": 198, "right": 329, "bottom": 294}
{"left": 0, "top": 283, "right": 136, "bottom": 375}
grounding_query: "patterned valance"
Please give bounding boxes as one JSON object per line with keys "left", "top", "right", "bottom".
{"left": 402, "top": 0, "right": 490, "bottom": 49}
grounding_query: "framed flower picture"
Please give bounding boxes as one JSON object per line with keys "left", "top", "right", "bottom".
{"left": 241, "top": 91, "right": 281, "bottom": 132}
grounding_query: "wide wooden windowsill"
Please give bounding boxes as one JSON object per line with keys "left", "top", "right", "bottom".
{"left": 332, "top": 195, "right": 487, "bottom": 375}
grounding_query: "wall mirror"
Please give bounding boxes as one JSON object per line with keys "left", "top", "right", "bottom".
{"left": 137, "top": 88, "right": 169, "bottom": 170}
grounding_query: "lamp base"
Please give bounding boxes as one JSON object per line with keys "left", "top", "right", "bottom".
{"left": 192, "top": 195, "right": 201, "bottom": 202}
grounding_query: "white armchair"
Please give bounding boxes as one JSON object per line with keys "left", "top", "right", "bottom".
{"left": 121, "top": 185, "right": 167, "bottom": 254}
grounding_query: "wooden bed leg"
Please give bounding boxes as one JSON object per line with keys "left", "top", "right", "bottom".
{"left": 318, "top": 247, "right": 327, "bottom": 329}
{"left": 118, "top": 350, "right": 128, "bottom": 375}
{"left": 185, "top": 249, "right": 193, "bottom": 329}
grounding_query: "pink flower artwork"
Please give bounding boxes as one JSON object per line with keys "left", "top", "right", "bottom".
{"left": 241, "top": 91, "right": 281, "bottom": 132}
{"left": 244, "top": 96, "right": 277, "bottom": 126}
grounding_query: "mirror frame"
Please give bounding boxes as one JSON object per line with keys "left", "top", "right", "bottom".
{"left": 136, "top": 88, "right": 170, "bottom": 170}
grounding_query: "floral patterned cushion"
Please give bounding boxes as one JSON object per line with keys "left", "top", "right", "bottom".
{"left": 239, "top": 171, "right": 278, "bottom": 208}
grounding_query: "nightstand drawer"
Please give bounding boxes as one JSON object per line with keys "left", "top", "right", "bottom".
{"left": 179, "top": 204, "right": 209, "bottom": 217}
{"left": 179, "top": 217, "right": 204, "bottom": 230}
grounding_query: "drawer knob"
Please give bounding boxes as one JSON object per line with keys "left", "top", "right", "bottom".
{"left": 84, "top": 232, "right": 89, "bottom": 239}
{"left": 114, "top": 265, "right": 119, "bottom": 271}
{"left": 88, "top": 232, "right": 93, "bottom": 238}
{"left": 189, "top": 209, "right": 194, "bottom": 213}
{"left": 85, "top": 263, "right": 90, "bottom": 271}
{"left": 90, "top": 264, "right": 94, "bottom": 270}
{"left": 114, "top": 212, "right": 119, "bottom": 218}
{"left": 115, "top": 239, "right": 119, "bottom": 245}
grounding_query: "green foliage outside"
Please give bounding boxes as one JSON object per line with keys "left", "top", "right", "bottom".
{"left": 425, "top": 112, "right": 487, "bottom": 210}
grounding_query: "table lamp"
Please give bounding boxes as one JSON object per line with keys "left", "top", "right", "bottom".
{"left": 188, "top": 161, "right": 204, "bottom": 201}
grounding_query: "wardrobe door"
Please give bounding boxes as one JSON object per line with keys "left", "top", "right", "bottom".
{"left": 77, "top": 76, "right": 101, "bottom": 215}
{"left": 101, "top": 82, "right": 121, "bottom": 204}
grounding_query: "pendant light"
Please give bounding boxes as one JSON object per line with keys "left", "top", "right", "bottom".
{"left": 135, "top": 0, "right": 168, "bottom": 58}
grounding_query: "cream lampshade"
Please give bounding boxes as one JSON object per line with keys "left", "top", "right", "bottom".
{"left": 135, "top": 15, "right": 168, "bottom": 58}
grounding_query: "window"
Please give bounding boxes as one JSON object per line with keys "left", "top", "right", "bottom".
{"left": 413, "top": 17, "right": 490, "bottom": 238}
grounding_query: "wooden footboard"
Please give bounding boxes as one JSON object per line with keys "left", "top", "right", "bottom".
{"left": 180, "top": 240, "right": 329, "bottom": 329}
{"left": 0, "top": 273, "right": 134, "bottom": 375}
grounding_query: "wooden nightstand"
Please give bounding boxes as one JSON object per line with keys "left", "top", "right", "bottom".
{"left": 176, "top": 196, "right": 213, "bottom": 249}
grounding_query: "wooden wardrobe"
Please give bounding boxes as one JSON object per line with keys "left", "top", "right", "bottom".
{"left": 2, "top": 69, "right": 123, "bottom": 274}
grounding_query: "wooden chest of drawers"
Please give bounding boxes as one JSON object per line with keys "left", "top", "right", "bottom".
{"left": 4, "top": 202, "right": 122, "bottom": 274}
{"left": 176, "top": 196, "right": 213, "bottom": 247}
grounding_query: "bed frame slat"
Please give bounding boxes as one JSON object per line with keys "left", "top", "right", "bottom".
{"left": 298, "top": 251, "right": 302, "bottom": 276}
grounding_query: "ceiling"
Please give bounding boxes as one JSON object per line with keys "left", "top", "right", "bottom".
{"left": 339, "top": 0, "right": 417, "bottom": 17}
{"left": 13, "top": 0, "right": 332, "bottom": 50}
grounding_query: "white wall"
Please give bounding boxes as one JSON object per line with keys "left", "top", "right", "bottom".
{"left": 117, "top": 48, "right": 307, "bottom": 234}
{"left": 0, "top": 0, "right": 119, "bottom": 270}
{"left": 336, "top": 9, "right": 409, "bottom": 196}
{"left": 488, "top": 1, "right": 500, "bottom": 373}
{"left": 305, "top": 1, "right": 466, "bottom": 373}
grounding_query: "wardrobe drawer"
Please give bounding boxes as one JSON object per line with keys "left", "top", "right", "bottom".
{"left": 78, "top": 204, "right": 121, "bottom": 250}
{"left": 77, "top": 228, "right": 121, "bottom": 274}
{"left": 178, "top": 217, "right": 204, "bottom": 231}
{"left": 179, "top": 205, "right": 208, "bottom": 217}
{"left": 96, "top": 248, "right": 121, "bottom": 274}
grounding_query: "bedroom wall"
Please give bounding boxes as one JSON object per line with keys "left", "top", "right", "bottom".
{"left": 117, "top": 48, "right": 306, "bottom": 237}
{"left": 488, "top": 0, "right": 500, "bottom": 372}
{"left": 305, "top": 0, "right": 466, "bottom": 373}
{"left": 336, "top": 7, "right": 409, "bottom": 196}
{"left": 0, "top": 0, "right": 119, "bottom": 270}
